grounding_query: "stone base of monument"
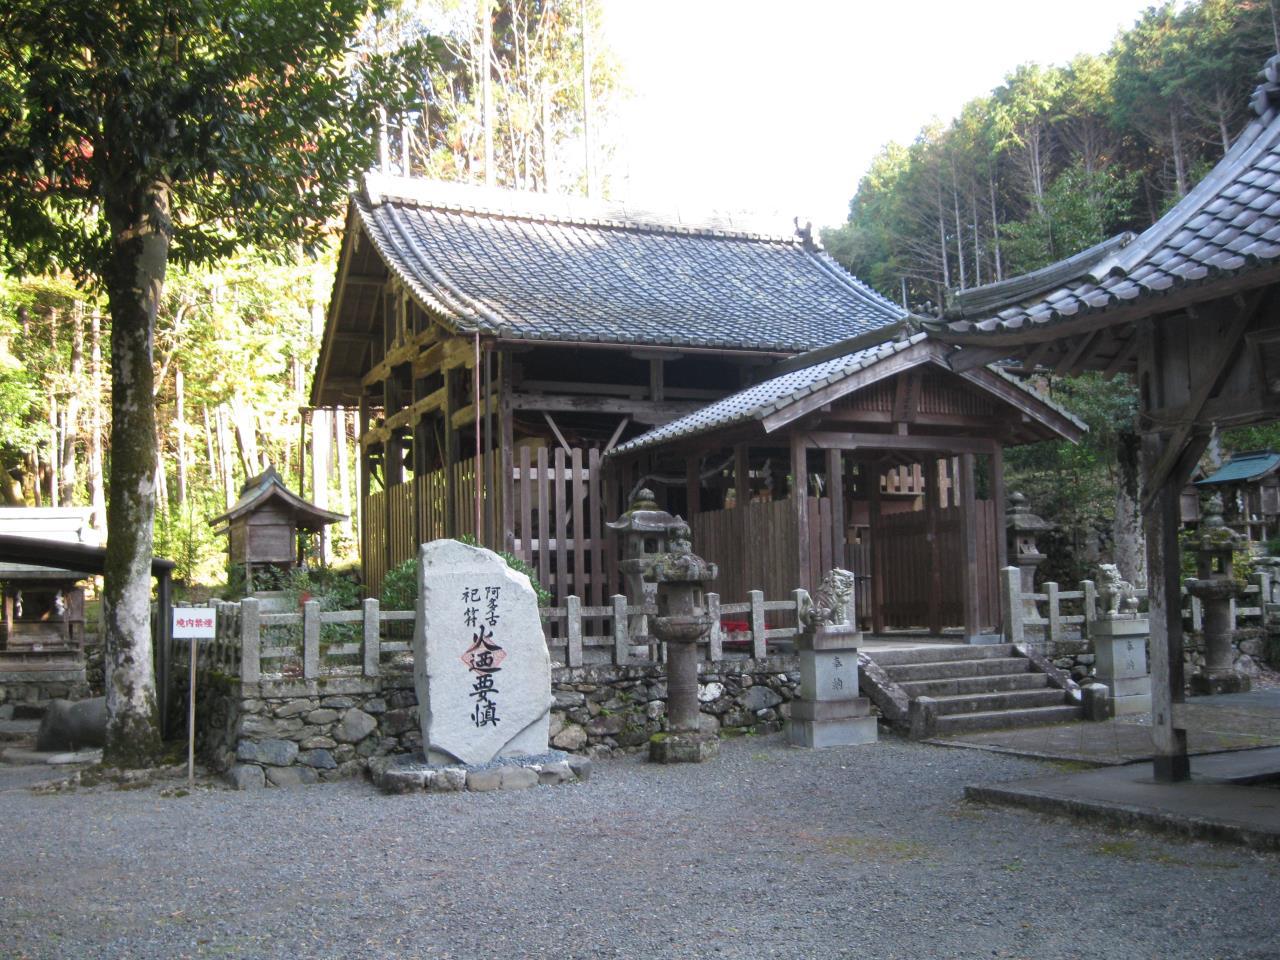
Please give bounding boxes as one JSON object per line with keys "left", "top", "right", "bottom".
{"left": 1188, "top": 671, "right": 1252, "bottom": 696}
{"left": 648, "top": 731, "right": 719, "bottom": 763}
{"left": 1092, "top": 617, "right": 1154, "bottom": 718}
{"left": 785, "top": 698, "right": 878, "bottom": 748}
{"left": 370, "top": 750, "right": 590, "bottom": 795}
{"left": 785, "top": 623, "right": 877, "bottom": 749}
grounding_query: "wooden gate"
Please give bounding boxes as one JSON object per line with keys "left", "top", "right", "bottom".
{"left": 875, "top": 500, "right": 998, "bottom": 631}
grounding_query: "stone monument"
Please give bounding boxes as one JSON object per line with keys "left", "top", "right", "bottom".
{"left": 413, "top": 539, "right": 552, "bottom": 765}
{"left": 786, "top": 569, "right": 878, "bottom": 748}
{"left": 1089, "top": 563, "right": 1152, "bottom": 716}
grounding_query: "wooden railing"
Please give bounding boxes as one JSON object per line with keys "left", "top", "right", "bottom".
{"left": 208, "top": 589, "right": 804, "bottom": 684}
{"left": 1000, "top": 566, "right": 1277, "bottom": 646}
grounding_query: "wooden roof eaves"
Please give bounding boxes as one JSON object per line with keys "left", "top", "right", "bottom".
{"left": 955, "top": 366, "right": 1087, "bottom": 444}
{"left": 933, "top": 262, "right": 1280, "bottom": 350}
{"left": 209, "top": 482, "right": 348, "bottom": 530}
{"left": 311, "top": 203, "right": 364, "bottom": 407}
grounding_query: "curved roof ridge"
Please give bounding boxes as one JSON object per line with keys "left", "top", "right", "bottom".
{"left": 361, "top": 173, "right": 803, "bottom": 244}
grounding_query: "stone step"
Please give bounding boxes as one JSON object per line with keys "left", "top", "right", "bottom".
{"left": 866, "top": 644, "right": 1016, "bottom": 667}
{"left": 932, "top": 704, "right": 1083, "bottom": 736}
{"left": 897, "top": 672, "right": 1049, "bottom": 699}
{"left": 883, "top": 657, "right": 1032, "bottom": 683}
{"left": 931, "top": 688, "right": 1070, "bottom": 716}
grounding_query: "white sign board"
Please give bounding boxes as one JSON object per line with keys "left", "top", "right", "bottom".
{"left": 173, "top": 607, "right": 217, "bottom": 640}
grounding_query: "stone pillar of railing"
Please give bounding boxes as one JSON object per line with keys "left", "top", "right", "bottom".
{"left": 1000, "top": 566, "right": 1024, "bottom": 645}
{"left": 785, "top": 570, "right": 876, "bottom": 749}
{"left": 1090, "top": 563, "right": 1151, "bottom": 716}
{"left": 240, "top": 597, "right": 261, "bottom": 684}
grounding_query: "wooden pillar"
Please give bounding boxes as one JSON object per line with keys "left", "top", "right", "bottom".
{"left": 442, "top": 365, "right": 458, "bottom": 536}
{"left": 792, "top": 435, "right": 810, "bottom": 591}
{"left": 924, "top": 457, "right": 942, "bottom": 635}
{"left": 867, "top": 461, "right": 885, "bottom": 634}
{"left": 827, "top": 449, "right": 846, "bottom": 570}
{"left": 498, "top": 352, "right": 515, "bottom": 552}
{"left": 991, "top": 445, "right": 1008, "bottom": 573}
{"left": 958, "top": 452, "right": 981, "bottom": 640}
{"left": 357, "top": 397, "right": 371, "bottom": 588}
{"left": 734, "top": 444, "right": 749, "bottom": 508}
{"left": 1144, "top": 432, "right": 1191, "bottom": 782}
{"left": 685, "top": 456, "right": 701, "bottom": 516}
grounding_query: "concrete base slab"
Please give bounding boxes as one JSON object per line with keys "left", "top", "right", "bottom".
{"left": 966, "top": 750, "right": 1280, "bottom": 850}
{"left": 649, "top": 732, "right": 719, "bottom": 763}
{"left": 785, "top": 715, "right": 878, "bottom": 749}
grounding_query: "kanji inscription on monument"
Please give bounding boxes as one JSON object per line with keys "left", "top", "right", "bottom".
{"left": 414, "top": 540, "right": 551, "bottom": 766}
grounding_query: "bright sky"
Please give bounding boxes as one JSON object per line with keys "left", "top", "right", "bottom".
{"left": 602, "top": 0, "right": 1160, "bottom": 228}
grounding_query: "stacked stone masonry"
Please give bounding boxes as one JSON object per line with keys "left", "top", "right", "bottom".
{"left": 206, "top": 657, "right": 807, "bottom": 788}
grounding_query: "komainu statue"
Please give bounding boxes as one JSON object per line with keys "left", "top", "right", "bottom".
{"left": 1096, "top": 563, "right": 1139, "bottom": 620}
{"left": 796, "top": 568, "right": 857, "bottom": 629}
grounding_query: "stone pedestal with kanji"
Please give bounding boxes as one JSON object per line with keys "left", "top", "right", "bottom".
{"left": 1091, "top": 616, "right": 1152, "bottom": 716}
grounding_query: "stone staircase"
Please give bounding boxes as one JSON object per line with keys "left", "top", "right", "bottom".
{"left": 859, "top": 643, "right": 1084, "bottom": 738}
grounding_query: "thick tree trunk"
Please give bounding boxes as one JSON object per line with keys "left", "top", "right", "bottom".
{"left": 101, "top": 178, "right": 168, "bottom": 767}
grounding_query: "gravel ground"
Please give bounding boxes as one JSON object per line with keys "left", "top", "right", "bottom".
{"left": 0, "top": 733, "right": 1277, "bottom": 960}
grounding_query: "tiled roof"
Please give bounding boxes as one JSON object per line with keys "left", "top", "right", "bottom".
{"left": 355, "top": 175, "right": 906, "bottom": 351}
{"left": 930, "top": 56, "right": 1280, "bottom": 340}
{"left": 1195, "top": 450, "right": 1280, "bottom": 486}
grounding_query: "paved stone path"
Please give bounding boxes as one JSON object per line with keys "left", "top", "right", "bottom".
{"left": 1, "top": 734, "right": 1277, "bottom": 960}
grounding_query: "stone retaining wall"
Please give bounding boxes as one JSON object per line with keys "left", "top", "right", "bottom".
{"left": 207, "top": 657, "right": 806, "bottom": 788}
{"left": 0, "top": 672, "right": 91, "bottom": 707}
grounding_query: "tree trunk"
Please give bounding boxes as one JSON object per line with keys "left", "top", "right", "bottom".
{"left": 1113, "top": 430, "right": 1147, "bottom": 589}
{"left": 101, "top": 177, "right": 168, "bottom": 767}
{"left": 988, "top": 172, "right": 1003, "bottom": 282}
{"left": 312, "top": 407, "right": 330, "bottom": 564}
{"left": 88, "top": 312, "right": 106, "bottom": 533}
{"left": 175, "top": 365, "right": 186, "bottom": 506}
{"left": 60, "top": 305, "right": 83, "bottom": 506}
{"left": 48, "top": 391, "right": 59, "bottom": 507}
{"left": 1171, "top": 108, "right": 1188, "bottom": 199}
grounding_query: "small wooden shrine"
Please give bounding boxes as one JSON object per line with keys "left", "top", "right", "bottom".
{"left": 210, "top": 467, "right": 347, "bottom": 585}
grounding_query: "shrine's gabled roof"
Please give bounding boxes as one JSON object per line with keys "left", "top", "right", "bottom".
{"left": 1196, "top": 450, "right": 1280, "bottom": 486}
{"left": 608, "top": 334, "right": 1084, "bottom": 457}
{"left": 348, "top": 175, "right": 906, "bottom": 352}
{"left": 929, "top": 55, "right": 1280, "bottom": 344}
{"left": 209, "top": 467, "right": 347, "bottom": 532}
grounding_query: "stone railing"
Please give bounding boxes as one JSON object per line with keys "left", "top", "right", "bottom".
{"left": 206, "top": 590, "right": 805, "bottom": 684}
{"left": 1000, "top": 566, "right": 1275, "bottom": 647}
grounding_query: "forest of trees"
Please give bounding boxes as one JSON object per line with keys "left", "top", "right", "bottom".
{"left": 0, "top": 0, "right": 616, "bottom": 588}
{"left": 821, "top": 0, "right": 1280, "bottom": 586}
{"left": 824, "top": 0, "right": 1280, "bottom": 309}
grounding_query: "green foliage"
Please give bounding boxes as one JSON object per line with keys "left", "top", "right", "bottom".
{"left": 828, "top": 0, "right": 1277, "bottom": 308}
{"left": 379, "top": 537, "right": 552, "bottom": 610}
{"left": 153, "top": 491, "right": 223, "bottom": 587}
{"left": 379, "top": 558, "right": 419, "bottom": 612}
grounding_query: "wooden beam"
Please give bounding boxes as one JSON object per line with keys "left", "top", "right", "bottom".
{"left": 1141, "top": 292, "right": 1260, "bottom": 510}
{"left": 866, "top": 461, "right": 885, "bottom": 634}
{"left": 947, "top": 346, "right": 1011, "bottom": 373}
{"left": 1014, "top": 339, "right": 1054, "bottom": 375}
{"left": 827, "top": 449, "right": 845, "bottom": 571}
{"left": 954, "top": 367, "right": 1086, "bottom": 442}
{"left": 1102, "top": 334, "right": 1137, "bottom": 380}
{"left": 384, "top": 386, "right": 447, "bottom": 432}
{"left": 1055, "top": 331, "right": 1099, "bottom": 374}
{"left": 792, "top": 435, "right": 811, "bottom": 591}
{"left": 543, "top": 412, "right": 571, "bottom": 454}
{"left": 805, "top": 432, "right": 998, "bottom": 456}
{"left": 506, "top": 392, "right": 702, "bottom": 424}
{"left": 991, "top": 445, "right": 1007, "bottom": 575}
{"left": 443, "top": 366, "right": 458, "bottom": 535}
{"left": 685, "top": 456, "right": 701, "bottom": 515}
{"left": 604, "top": 417, "right": 630, "bottom": 453}
{"left": 815, "top": 408, "right": 1015, "bottom": 430}
{"left": 649, "top": 359, "right": 665, "bottom": 402}
{"left": 734, "top": 444, "right": 749, "bottom": 508}
{"left": 499, "top": 353, "right": 515, "bottom": 552}
{"left": 958, "top": 453, "right": 981, "bottom": 638}
{"left": 924, "top": 457, "right": 942, "bottom": 636}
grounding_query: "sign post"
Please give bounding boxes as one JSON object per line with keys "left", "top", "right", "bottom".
{"left": 173, "top": 607, "right": 217, "bottom": 787}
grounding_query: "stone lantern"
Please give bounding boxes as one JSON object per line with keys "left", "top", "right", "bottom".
{"left": 1007, "top": 492, "right": 1054, "bottom": 612}
{"left": 643, "top": 520, "right": 719, "bottom": 763}
{"left": 1186, "top": 494, "right": 1252, "bottom": 695}
{"left": 607, "top": 488, "right": 677, "bottom": 645}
